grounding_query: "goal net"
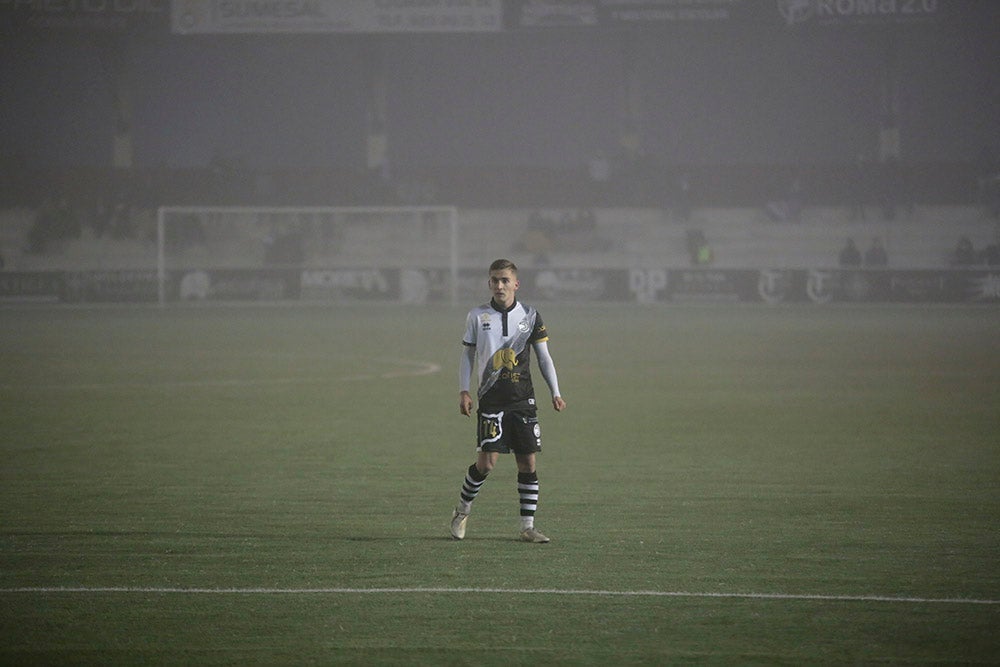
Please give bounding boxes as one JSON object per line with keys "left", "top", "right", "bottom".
{"left": 156, "top": 206, "right": 459, "bottom": 305}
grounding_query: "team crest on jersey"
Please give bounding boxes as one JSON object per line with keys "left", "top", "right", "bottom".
{"left": 518, "top": 318, "right": 530, "bottom": 333}
{"left": 479, "top": 312, "right": 492, "bottom": 330}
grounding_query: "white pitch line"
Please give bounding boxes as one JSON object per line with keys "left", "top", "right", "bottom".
{"left": 1, "top": 587, "right": 996, "bottom": 605}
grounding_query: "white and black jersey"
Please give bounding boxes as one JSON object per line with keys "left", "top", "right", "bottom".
{"left": 462, "top": 298, "right": 549, "bottom": 411}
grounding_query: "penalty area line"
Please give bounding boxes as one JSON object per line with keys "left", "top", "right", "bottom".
{"left": 1, "top": 587, "right": 997, "bottom": 605}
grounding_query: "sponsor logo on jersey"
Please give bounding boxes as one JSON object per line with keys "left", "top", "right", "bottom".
{"left": 492, "top": 347, "right": 518, "bottom": 371}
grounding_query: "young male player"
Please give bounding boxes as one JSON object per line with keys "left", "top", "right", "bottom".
{"left": 450, "top": 258, "right": 567, "bottom": 543}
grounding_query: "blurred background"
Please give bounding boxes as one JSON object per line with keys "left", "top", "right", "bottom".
{"left": 1, "top": 0, "right": 999, "bottom": 293}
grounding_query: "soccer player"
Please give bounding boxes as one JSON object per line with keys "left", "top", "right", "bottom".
{"left": 450, "top": 258, "right": 567, "bottom": 543}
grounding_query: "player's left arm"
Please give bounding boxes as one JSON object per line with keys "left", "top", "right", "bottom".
{"left": 533, "top": 340, "right": 566, "bottom": 412}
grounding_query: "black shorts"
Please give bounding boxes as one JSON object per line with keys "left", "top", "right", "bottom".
{"left": 476, "top": 407, "right": 541, "bottom": 455}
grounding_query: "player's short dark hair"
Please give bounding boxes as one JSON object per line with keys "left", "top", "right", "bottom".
{"left": 489, "top": 258, "right": 517, "bottom": 274}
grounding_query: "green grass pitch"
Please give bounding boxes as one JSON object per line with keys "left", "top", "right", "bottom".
{"left": 2, "top": 302, "right": 999, "bottom": 664}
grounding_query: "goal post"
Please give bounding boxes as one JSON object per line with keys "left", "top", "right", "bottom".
{"left": 156, "top": 205, "right": 459, "bottom": 306}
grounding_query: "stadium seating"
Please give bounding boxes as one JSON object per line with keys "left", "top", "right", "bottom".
{"left": 2, "top": 205, "right": 995, "bottom": 272}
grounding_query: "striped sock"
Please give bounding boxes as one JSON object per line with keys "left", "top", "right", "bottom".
{"left": 517, "top": 471, "right": 539, "bottom": 527}
{"left": 458, "top": 464, "right": 487, "bottom": 513}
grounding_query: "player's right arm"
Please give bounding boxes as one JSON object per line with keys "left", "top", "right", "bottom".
{"left": 459, "top": 391, "right": 474, "bottom": 417}
{"left": 459, "top": 342, "right": 475, "bottom": 417}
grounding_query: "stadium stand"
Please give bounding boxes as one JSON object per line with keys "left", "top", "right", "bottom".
{"left": 3, "top": 205, "right": 996, "bottom": 272}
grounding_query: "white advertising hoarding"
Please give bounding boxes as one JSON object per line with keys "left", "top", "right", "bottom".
{"left": 171, "top": 0, "right": 502, "bottom": 33}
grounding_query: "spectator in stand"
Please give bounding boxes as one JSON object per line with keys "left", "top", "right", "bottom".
{"left": 863, "top": 237, "right": 888, "bottom": 267}
{"left": 838, "top": 238, "right": 862, "bottom": 267}
{"left": 686, "top": 229, "right": 713, "bottom": 266}
{"left": 951, "top": 236, "right": 977, "bottom": 266}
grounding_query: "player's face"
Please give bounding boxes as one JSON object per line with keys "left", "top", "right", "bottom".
{"left": 488, "top": 269, "right": 519, "bottom": 309}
